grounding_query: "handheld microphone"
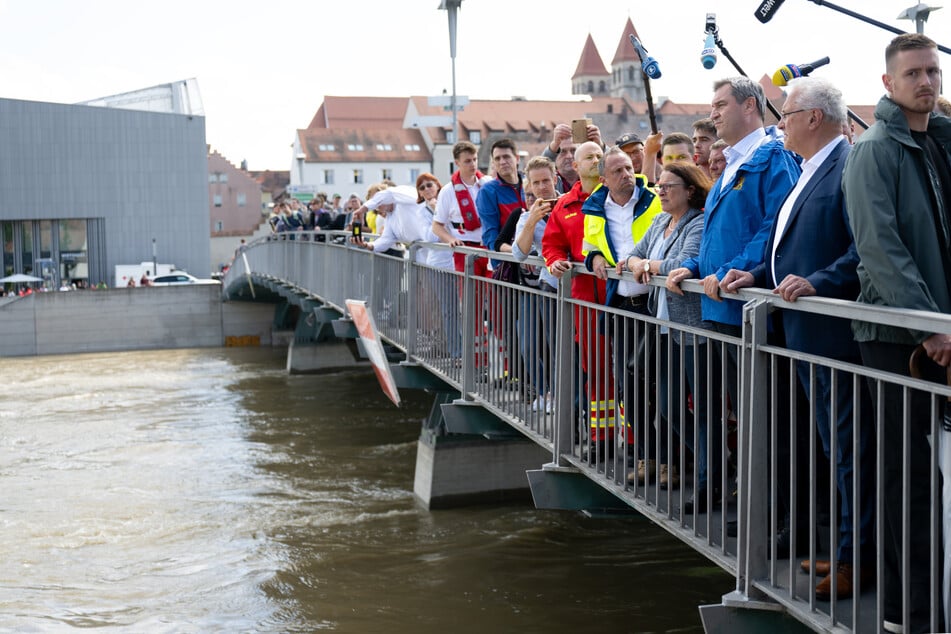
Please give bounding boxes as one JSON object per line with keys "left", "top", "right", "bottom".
{"left": 771, "top": 56, "right": 832, "bottom": 86}
{"left": 629, "top": 35, "right": 662, "bottom": 79}
{"left": 755, "top": 0, "right": 786, "bottom": 24}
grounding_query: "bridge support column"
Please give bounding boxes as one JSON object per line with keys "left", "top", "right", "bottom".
{"left": 699, "top": 591, "right": 810, "bottom": 634}
{"left": 286, "top": 339, "right": 367, "bottom": 373}
{"left": 413, "top": 401, "right": 549, "bottom": 509}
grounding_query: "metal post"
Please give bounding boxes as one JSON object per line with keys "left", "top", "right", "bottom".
{"left": 406, "top": 245, "right": 420, "bottom": 359}
{"left": 151, "top": 238, "right": 157, "bottom": 277}
{"left": 552, "top": 268, "right": 575, "bottom": 465}
{"left": 439, "top": 1, "right": 463, "bottom": 144}
{"left": 460, "top": 251, "right": 476, "bottom": 400}
{"left": 737, "top": 298, "right": 770, "bottom": 595}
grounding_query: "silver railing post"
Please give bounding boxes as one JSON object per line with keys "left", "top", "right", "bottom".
{"left": 552, "top": 268, "right": 575, "bottom": 465}
{"left": 460, "top": 251, "right": 477, "bottom": 400}
{"left": 406, "top": 246, "right": 420, "bottom": 359}
{"left": 737, "top": 298, "right": 771, "bottom": 595}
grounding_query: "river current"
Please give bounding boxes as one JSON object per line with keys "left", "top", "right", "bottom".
{"left": 0, "top": 347, "right": 730, "bottom": 633}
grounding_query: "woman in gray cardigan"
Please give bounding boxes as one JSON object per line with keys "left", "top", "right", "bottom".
{"left": 618, "top": 161, "right": 714, "bottom": 510}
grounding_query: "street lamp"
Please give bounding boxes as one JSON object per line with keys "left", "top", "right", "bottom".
{"left": 897, "top": 2, "right": 942, "bottom": 33}
{"left": 438, "top": 0, "right": 463, "bottom": 145}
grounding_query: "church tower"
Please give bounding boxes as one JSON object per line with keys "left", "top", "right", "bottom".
{"left": 609, "top": 17, "right": 646, "bottom": 101}
{"left": 571, "top": 33, "right": 610, "bottom": 97}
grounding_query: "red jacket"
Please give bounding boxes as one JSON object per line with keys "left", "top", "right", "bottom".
{"left": 541, "top": 180, "right": 604, "bottom": 303}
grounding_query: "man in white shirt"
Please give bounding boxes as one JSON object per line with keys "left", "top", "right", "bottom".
{"left": 432, "top": 140, "right": 491, "bottom": 275}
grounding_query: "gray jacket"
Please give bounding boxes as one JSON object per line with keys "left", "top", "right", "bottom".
{"left": 625, "top": 207, "right": 707, "bottom": 343}
{"left": 842, "top": 96, "right": 951, "bottom": 344}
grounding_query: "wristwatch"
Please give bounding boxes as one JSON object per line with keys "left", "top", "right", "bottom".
{"left": 643, "top": 260, "right": 651, "bottom": 273}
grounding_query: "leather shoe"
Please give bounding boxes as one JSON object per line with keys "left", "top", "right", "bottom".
{"left": 815, "top": 563, "right": 874, "bottom": 601}
{"left": 800, "top": 559, "right": 832, "bottom": 576}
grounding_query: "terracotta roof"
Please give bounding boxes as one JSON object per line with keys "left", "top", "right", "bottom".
{"left": 758, "top": 74, "right": 786, "bottom": 103}
{"left": 307, "top": 96, "right": 408, "bottom": 130}
{"left": 611, "top": 17, "right": 640, "bottom": 66}
{"left": 657, "top": 101, "right": 712, "bottom": 116}
{"left": 248, "top": 170, "right": 290, "bottom": 197}
{"left": 297, "top": 127, "right": 431, "bottom": 162}
{"left": 572, "top": 34, "right": 609, "bottom": 79}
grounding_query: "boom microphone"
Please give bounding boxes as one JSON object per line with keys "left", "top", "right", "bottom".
{"left": 701, "top": 32, "right": 717, "bottom": 69}
{"left": 629, "top": 35, "right": 662, "bottom": 79}
{"left": 771, "top": 56, "right": 832, "bottom": 86}
{"left": 701, "top": 13, "right": 718, "bottom": 69}
{"left": 755, "top": 0, "right": 786, "bottom": 24}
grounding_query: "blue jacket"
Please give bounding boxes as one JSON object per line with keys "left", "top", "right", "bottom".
{"left": 477, "top": 175, "right": 525, "bottom": 265}
{"left": 681, "top": 133, "right": 800, "bottom": 326}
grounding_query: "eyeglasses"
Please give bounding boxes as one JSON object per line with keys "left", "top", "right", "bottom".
{"left": 418, "top": 182, "right": 436, "bottom": 190}
{"left": 779, "top": 108, "right": 810, "bottom": 121}
{"left": 655, "top": 182, "right": 685, "bottom": 193}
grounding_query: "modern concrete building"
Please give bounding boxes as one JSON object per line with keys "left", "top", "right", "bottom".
{"left": 0, "top": 87, "right": 210, "bottom": 287}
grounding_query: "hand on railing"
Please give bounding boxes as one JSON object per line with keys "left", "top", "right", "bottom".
{"left": 665, "top": 267, "right": 693, "bottom": 296}
{"left": 719, "top": 269, "right": 754, "bottom": 296}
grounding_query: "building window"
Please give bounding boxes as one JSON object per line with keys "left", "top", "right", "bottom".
{"left": 237, "top": 193, "right": 246, "bottom": 207}
{"left": 629, "top": 66, "right": 636, "bottom": 81}
{"left": 409, "top": 168, "right": 420, "bottom": 183}
{"left": 215, "top": 221, "right": 223, "bottom": 232}
{"left": 323, "top": 169, "right": 334, "bottom": 185}
{"left": 353, "top": 169, "right": 363, "bottom": 184}
{"left": 599, "top": 80, "right": 607, "bottom": 93}
{"left": 403, "top": 144, "right": 421, "bottom": 151}
{"left": 587, "top": 80, "right": 594, "bottom": 92}
{"left": 446, "top": 131, "right": 455, "bottom": 144}
{"left": 219, "top": 173, "right": 228, "bottom": 183}
{"left": 208, "top": 173, "right": 218, "bottom": 183}
{"left": 213, "top": 194, "right": 222, "bottom": 207}
{"left": 381, "top": 168, "right": 392, "bottom": 181}
{"left": 469, "top": 131, "right": 481, "bottom": 144}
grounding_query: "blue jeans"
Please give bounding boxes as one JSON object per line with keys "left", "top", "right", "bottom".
{"left": 517, "top": 291, "right": 555, "bottom": 396}
{"left": 795, "top": 360, "right": 874, "bottom": 563}
{"left": 659, "top": 338, "right": 719, "bottom": 491}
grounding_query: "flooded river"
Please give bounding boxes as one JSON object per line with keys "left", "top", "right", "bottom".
{"left": 0, "top": 348, "right": 730, "bottom": 632}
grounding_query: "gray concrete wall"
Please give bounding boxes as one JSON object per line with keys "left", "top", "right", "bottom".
{"left": 0, "top": 288, "right": 275, "bottom": 357}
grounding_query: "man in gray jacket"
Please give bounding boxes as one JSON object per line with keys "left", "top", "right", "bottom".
{"left": 842, "top": 33, "right": 951, "bottom": 634}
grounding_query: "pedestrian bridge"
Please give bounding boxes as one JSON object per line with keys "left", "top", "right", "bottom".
{"left": 222, "top": 231, "right": 951, "bottom": 634}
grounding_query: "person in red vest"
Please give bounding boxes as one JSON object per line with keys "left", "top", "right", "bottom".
{"left": 542, "top": 141, "right": 617, "bottom": 454}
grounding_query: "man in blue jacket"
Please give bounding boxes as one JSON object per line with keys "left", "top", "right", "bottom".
{"left": 666, "top": 77, "right": 801, "bottom": 514}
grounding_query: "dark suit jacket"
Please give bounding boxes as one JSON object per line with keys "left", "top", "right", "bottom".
{"left": 749, "top": 137, "right": 860, "bottom": 358}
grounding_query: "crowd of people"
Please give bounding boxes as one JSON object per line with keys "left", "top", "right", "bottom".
{"left": 262, "top": 33, "right": 950, "bottom": 632}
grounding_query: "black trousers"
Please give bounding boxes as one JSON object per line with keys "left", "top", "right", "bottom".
{"left": 859, "top": 339, "right": 945, "bottom": 632}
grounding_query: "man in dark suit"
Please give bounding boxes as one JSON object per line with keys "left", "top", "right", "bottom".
{"left": 720, "top": 76, "right": 874, "bottom": 601}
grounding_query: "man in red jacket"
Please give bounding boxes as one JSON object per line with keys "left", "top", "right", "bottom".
{"left": 542, "top": 141, "right": 617, "bottom": 451}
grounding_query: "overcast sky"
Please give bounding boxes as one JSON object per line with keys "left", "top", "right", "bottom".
{"left": 0, "top": 0, "right": 947, "bottom": 171}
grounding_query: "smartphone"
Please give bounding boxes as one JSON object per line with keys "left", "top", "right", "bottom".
{"left": 571, "top": 118, "right": 591, "bottom": 143}
{"left": 352, "top": 224, "right": 362, "bottom": 238}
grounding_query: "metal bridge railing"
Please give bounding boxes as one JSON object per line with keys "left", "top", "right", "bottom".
{"left": 223, "top": 235, "right": 951, "bottom": 633}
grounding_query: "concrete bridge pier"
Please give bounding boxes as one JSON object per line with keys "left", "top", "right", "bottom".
{"left": 412, "top": 399, "right": 550, "bottom": 510}
{"left": 285, "top": 301, "right": 368, "bottom": 373}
